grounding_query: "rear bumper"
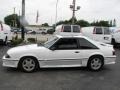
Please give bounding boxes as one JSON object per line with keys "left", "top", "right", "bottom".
{"left": 104, "top": 56, "right": 116, "bottom": 65}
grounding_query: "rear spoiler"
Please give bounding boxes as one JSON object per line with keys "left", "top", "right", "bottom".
{"left": 0, "top": 23, "right": 3, "bottom": 31}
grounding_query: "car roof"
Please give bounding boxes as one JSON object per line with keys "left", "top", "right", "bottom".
{"left": 55, "top": 34, "right": 85, "bottom": 39}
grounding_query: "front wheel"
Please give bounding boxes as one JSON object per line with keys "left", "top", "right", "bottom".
{"left": 19, "top": 57, "right": 39, "bottom": 73}
{"left": 87, "top": 56, "right": 104, "bottom": 71}
{"left": 4, "top": 37, "right": 7, "bottom": 45}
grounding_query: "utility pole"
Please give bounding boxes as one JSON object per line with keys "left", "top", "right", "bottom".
{"left": 55, "top": 0, "right": 59, "bottom": 29}
{"left": 13, "top": 7, "right": 16, "bottom": 27}
{"left": 70, "top": 0, "right": 80, "bottom": 24}
{"left": 72, "top": 0, "right": 76, "bottom": 24}
{"left": 21, "top": 0, "right": 25, "bottom": 40}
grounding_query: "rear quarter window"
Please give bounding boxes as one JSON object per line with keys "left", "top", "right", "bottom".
{"left": 78, "top": 38, "right": 98, "bottom": 49}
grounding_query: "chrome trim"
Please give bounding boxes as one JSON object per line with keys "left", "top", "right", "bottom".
{"left": 39, "top": 58, "right": 88, "bottom": 61}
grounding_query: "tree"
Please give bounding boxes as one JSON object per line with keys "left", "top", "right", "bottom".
{"left": 91, "top": 20, "right": 111, "bottom": 27}
{"left": 76, "top": 20, "right": 90, "bottom": 27}
{"left": 4, "top": 14, "right": 21, "bottom": 28}
{"left": 42, "top": 23, "right": 49, "bottom": 27}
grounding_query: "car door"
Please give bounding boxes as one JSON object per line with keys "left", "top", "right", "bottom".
{"left": 94, "top": 27, "right": 104, "bottom": 42}
{"left": 41, "top": 38, "right": 82, "bottom": 68}
{"left": 103, "top": 27, "right": 111, "bottom": 43}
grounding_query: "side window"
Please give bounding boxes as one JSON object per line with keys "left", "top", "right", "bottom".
{"left": 53, "top": 38, "right": 78, "bottom": 50}
{"left": 104, "top": 28, "right": 110, "bottom": 35}
{"left": 63, "top": 26, "right": 71, "bottom": 32}
{"left": 78, "top": 38, "right": 98, "bottom": 49}
{"left": 96, "top": 28, "right": 103, "bottom": 34}
{"left": 73, "top": 26, "right": 80, "bottom": 32}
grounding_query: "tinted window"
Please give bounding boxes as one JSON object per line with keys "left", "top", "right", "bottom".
{"left": 104, "top": 28, "right": 110, "bottom": 35}
{"left": 53, "top": 38, "right": 78, "bottom": 50}
{"left": 63, "top": 25, "right": 71, "bottom": 32}
{"left": 96, "top": 28, "right": 103, "bottom": 34}
{"left": 78, "top": 38, "right": 98, "bottom": 49}
{"left": 73, "top": 26, "right": 80, "bottom": 32}
{"left": 44, "top": 37, "right": 58, "bottom": 48}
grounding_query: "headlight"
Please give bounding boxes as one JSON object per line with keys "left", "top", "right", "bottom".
{"left": 5, "top": 54, "right": 11, "bottom": 58}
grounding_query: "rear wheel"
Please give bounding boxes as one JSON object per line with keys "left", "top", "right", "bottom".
{"left": 19, "top": 57, "right": 39, "bottom": 73}
{"left": 4, "top": 37, "right": 7, "bottom": 45}
{"left": 88, "top": 56, "right": 104, "bottom": 71}
{"left": 111, "top": 39, "right": 116, "bottom": 46}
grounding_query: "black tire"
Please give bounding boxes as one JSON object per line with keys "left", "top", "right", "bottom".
{"left": 111, "top": 39, "right": 116, "bottom": 46}
{"left": 87, "top": 56, "right": 104, "bottom": 71}
{"left": 18, "top": 57, "right": 39, "bottom": 73}
{"left": 4, "top": 37, "right": 7, "bottom": 45}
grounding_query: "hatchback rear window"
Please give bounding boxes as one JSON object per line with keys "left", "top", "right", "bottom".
{"left": 96, "top": 28, "right": 103, "bottom": 34}
{"left": 63, "top": 25, "right": 71, "bottom": 32}
{"left": 73, "top": 26, "right": 80, "bottom": 32}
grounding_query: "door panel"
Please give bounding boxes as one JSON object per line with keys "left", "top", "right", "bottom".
{"left": 41, "top": 38, "right": 82, "bottom": 67}
{"left": 41, "top": 50, "right": 82, "bottom": 67}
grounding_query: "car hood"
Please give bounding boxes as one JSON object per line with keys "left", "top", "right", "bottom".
{"left": 7, "top": 44, "right": 44, "bottom": 54}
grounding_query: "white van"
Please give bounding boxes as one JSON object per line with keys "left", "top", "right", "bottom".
{"left": 111, "top": 28, "right": 120, "bottom": 45}
{"left": 0, "top": 23, "right": 13, "bottom": 44}
{"left": 54, "top": 25, "right": 81, "bottom": 35}
{"left": 81, "top": 26, "right": 111, "bottom": 44}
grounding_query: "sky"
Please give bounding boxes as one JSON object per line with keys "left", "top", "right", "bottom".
{"left": 0, "top": 0, "right": 120, "bottom": 26}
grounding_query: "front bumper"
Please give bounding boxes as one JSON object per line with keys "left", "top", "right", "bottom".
{"left": 104, "top": 56, "right": 116, "bottom": 65}
{"left": 2, "top": 56, "right": 19, "bottom": 68}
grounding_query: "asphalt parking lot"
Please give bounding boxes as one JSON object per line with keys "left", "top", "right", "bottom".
{"left": 0, "top": 45, "right": 120, "bottom": 90}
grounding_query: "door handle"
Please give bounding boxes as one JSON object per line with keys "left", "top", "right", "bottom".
{"left": 75, "top": 51, "right": 79, "bottom": 53}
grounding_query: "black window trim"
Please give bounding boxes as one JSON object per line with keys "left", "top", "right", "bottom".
{"left": 49, "top": 37, "right": 99, "bottom": 50}
{"left": 95, "top": 27, "right": 103, "bottom": 34}
{"left": 49, "top": 38, "right": 80, "bottom": 50}
{"left": 77, "top": 38, "right": 99, "bottom": 50}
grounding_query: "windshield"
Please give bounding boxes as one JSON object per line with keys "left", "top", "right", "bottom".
{"left": 44, "top": 36, "right": 58, "bottom": 48}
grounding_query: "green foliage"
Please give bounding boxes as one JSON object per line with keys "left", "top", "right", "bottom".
{"left": 76, "top": 20, "right": 90, "bottom": 27}
{"left": 42, "top": 23, "right": 49, "bottom": 27}
{"left": 27, "top": 38, "right": 36, "bottom": 43}
{"left": 55, "top": 19, "right": 113, "bottom": 27}
{"left": 56, "top": 18, "right": 77, "bottom": 26}
{"left": 4, "top": 14, "right": 21, "bottom": 28}
{"left": 91, "top": 20, "right": 112, "bottom": 27}
{"left": 11, "top": 38, "right": 23, "bottom": 46}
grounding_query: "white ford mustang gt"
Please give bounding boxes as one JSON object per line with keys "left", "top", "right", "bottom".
{"left": 2, "top": 35, "right": 116, "bottom": 72}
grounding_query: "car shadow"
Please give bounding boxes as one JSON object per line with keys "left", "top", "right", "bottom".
{"left": 2, "top": 66, "right": 112, "bottom": 73}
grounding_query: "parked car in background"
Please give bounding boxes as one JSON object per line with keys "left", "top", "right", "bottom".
{"left": 81, "top": 26, "right": 111, "bottom": 44}
{"left": 111, "top": 28, "right": 120, "bottom": 46}
{"left": 41, "top": 29, "right": 47, "bottom": 34}
{"left": 0, "top": 23, "right": 13, "bottom": 45}
{"left": 3, "top": 35, "right": 116, "bottom": 72}
{"left": 54, "top": 25, "right": 81, "bottom": 35}
{"left": 109, "top": 27, "right": 118, "bottom": 34}
{"left": 47, "top": 29, "right": 55, "bottom": 34}
{"left": 11, "top": 28, "right": 29, "bottom": 34}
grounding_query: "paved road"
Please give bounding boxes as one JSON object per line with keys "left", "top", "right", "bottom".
{"left": 0, "top": 45, "right": 120, "bottom": 90}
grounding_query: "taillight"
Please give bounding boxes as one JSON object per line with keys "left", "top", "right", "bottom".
{"left": 93, "top": 27, "right": 96, "bottom": 34}
{"left": 113, "top": 51, "right": 116, "bottom": 55}
{"left": 1, "top": 24, "right": 3, "bottom": 31}
{"left": 61, "top": 26, "right": 64, "bottom": 32}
